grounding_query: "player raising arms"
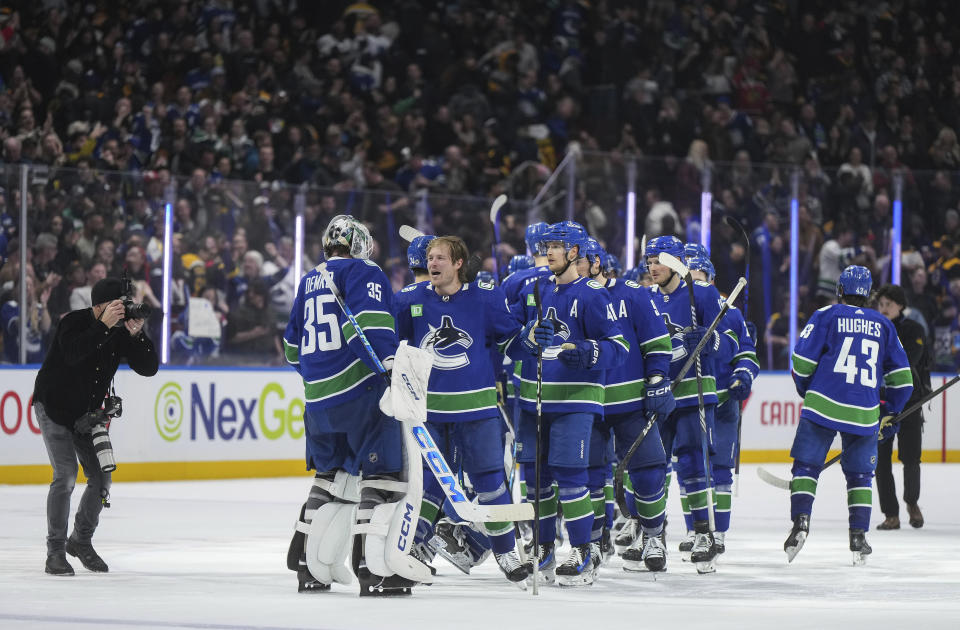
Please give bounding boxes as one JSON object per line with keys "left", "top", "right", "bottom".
{"left": 395, "top": 236, "right": 530, "bottom": 586}
{"left": 505, "top": 221, "right": 629, "bottom": 586}
{"left": 785, "top": 265, "right": 912, "bottom": 565}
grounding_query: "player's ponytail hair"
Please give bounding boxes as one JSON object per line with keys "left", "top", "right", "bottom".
{"left": 426, "top": 236, "right": 470, "bottom": 283}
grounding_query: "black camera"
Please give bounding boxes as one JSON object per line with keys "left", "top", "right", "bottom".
{"left": 103, "top": 395, "right": 123, "bottom": 419}
{"left": 120, "top": 272, "right": 151, "bottom": 321}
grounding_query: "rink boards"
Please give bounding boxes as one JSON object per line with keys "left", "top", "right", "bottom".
{"left": 1, "top": 367, "right": 958, "bottom": 483}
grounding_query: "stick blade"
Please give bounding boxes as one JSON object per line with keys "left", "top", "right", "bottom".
{"left": 490, "top": 194, "right": 508, "bottom": 224}
{"left": 757, "top": 467, "right": 791, "bottom": 490}
{"left": 658, "top": 252, "right": 689, "bottom": 278}
{"left": 399, "top": 224, "right": 425, "bottom": 243}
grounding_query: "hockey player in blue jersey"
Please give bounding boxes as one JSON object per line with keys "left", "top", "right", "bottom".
{"left": 785, "top": 265, "right": 913, "bottom": 566}
{"left": 645, "top": 235, "right": 739, "bottom": 574}
{"left": 580, "top": 238, "right": 677, "bottom": 572}
{"left": 395, "top": 236, "right": 530, "bottom": 585}
{"left": 505, "top": 221, "right": 629, "bottom": 586}
{"left": 677, "top": 253, "right": 758, "bottom": 559}
{"left": 283, "top": 215, "right": 427, "bottom": 596}
{"left": 501, "top": 222, "right": 553, "bottom": 307}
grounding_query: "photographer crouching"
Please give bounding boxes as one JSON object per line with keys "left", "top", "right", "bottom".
{"left": 32, "top": 275, "right": 158, "bottom": 576}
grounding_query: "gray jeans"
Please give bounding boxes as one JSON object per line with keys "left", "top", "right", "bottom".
{"left": 36, "top": 402, "right": 112, "bottom": 554}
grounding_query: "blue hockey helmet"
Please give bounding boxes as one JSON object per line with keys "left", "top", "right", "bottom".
{"left": 636, "top": 258, "right": 649, "bottom": 276}
{"left": 525, "top": 222, "right": 549, "bottom": 253}
{"left": 507, "top": 254, "right": 535, "bottom": 275}
{"left": 837, "top": 265, "right": 872, "bottom": 298}
{"left": 684, "top": 242, "right": 709, "bottom": 263}
{"left": 580, "top": 237, "right": 604, "bottom": 264}
{"left": 645, "top": 235, "right": 684, "bottom": 263}
{"left": 539, "top": 221, "right": 589, "bottom": 255}
{"left": 407, "top": 234, "right": 436, "bottom": 270}
{"left": 603, "top": 253, "right": 622, "bottom": 276}
{"left": 622, "top": 267, "right": 641, "bottom": 283}
{"left": 687, "top": 255, "right": 715, "bottom": 282}
{"left": 475, "top": 270, "right": 496, "bottom": 285}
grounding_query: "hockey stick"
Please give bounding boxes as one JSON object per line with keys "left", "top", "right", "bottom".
{"left": 531, "top": 277, "right": 544, "bottom": 596}
{"left": 757, "top": 374, "right": 960, "bottom": 490}
{"left": 399, "top": 224, "right": 425, "bottom": 242}
{"left": 612, "top": 275, "right": 746, "bottom": 514}
{"left": 660, "top": 252, "right": 716, "bottom": 533}
{"left": 319, "top": 265, "right": 533, "bottom": 523}
{"left": 724, "top": 215, "right": 750, "bottom": 496}
{"left": 489, "top": 194, "right": 508, "bottom": 281}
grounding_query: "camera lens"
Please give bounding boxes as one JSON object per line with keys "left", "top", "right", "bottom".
{"left": 91, "top": 424, "right": 117, "bottom": 473}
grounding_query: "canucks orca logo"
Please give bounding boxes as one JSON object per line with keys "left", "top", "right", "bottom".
{"left": 420, "top": 315, "right": 473, "bottom": 370}
{"left": 661, "top": 313, "right": 688, "bottom": 362}
{"left": 541, "top": 307, "right": 572, "bottom": 359}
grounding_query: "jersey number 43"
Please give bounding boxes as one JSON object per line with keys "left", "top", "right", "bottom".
{"left": 833, "top": 336, "right": 879, "bottom": 387}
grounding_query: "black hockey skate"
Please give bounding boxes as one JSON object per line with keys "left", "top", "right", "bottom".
{"left": 524, "top": 541, "right": 556, "bottom": 586}
{"left": 784, "top": 514, "right": 810, "bottom": 563}
{"left": 297, "top": 566, "right": 331, "bottom": 593}
{"left": 601, "top": 527, "right": 615, "bottom": 560}
{"left": 495, "top": 548, "right": 530, "bottom": 588}
{"left": 714, "top": 531, "right": 726, "bottom": 555}
{"left": 678, "top": 529, "right": 695, "bottom": 562}
{"left": 849, "top": 528, "right": 873, "bottom": 567}
{"left": 556, "top": 543, "right": 596, "bottom": 587}
{"left": 433, "top": 521, "right": 489, "bottom": 575}
{"left": 357, "top": 566, "right": 415, "bottom": 597}
{"left": 690, "top": 521, "right": 717, "bottom": 574}
{"left": 614, "top": 517, "right": 638, "bottom": 554}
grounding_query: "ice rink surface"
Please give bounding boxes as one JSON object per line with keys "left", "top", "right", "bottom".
{"left": 2, "top": 464, "right": 958, "bottom": 630}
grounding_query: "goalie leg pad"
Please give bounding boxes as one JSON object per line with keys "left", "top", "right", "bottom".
{"left": 355, "top": 477, "right": 432, "bottom": 584}
{"left": 304, "top": 502, "right": 357, "bottom": 586}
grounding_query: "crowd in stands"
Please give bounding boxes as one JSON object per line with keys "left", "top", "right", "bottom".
{"left": 0, "top": 0, "right": 959, "bottom": 371}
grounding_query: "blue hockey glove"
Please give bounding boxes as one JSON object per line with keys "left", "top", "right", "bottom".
{"left": 520, "top": 318, "right": 555, "bottom": 354}
{"left": 878, "top": 405, "right": 898, "bottom": 442}
{"left": 558, "top": 339, "right": 600, "bottom": 369}
{"left": 728, "top": 369, "right": 754, "bottom": 401}
{"left": 745, "top": 321, "right": 758, "bottom": 346}
{"left": 682, "top": 325, "right": 720, "bottom": 359}
{"left": 644, "top": 374, "right": 676, "bottom": 416}
{"left": 534, "top": 319, "right": 555, "bottom": 346}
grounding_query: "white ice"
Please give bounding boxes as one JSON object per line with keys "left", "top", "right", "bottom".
{"left": 2, "top": 464, "right": 958, "bottom": 630}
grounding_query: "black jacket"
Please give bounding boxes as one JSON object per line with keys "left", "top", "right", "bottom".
{"left": 892, "top": 314, "right": 932, "bottom": 411}
{"left": 33, "top": 308, "right": 159, "bottom": 427}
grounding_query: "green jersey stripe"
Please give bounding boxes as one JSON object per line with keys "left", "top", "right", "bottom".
{"left": 303, "top": 359, "right": 374, "bottom": 402}
{"left": 283, "top": 339, "right": 299, "bottom": 364}
{"left": 883, "top": 367, "right": 913, "bottom": 387}
{"left": 803, "top": 391, "right": 879, "bottom": 426}
{"left": 427, "top": 387, "right": 498, "bottom": 413}
{"left": 341, "top": 311, "right": 396, "bottom": 343}
{"left": 792, "top": 352, "right": 817, "bottom": 376}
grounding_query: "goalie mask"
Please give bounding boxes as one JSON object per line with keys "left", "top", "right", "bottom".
{"left": 323, "top": 215, "right": 373, "bottom": 260}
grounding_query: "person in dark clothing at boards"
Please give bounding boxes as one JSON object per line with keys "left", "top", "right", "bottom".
{"left": 873, "top": 284, "right": 931, "bottom": 530}
{"left": 32, "top": 277, "right": 159, "bottom": 576}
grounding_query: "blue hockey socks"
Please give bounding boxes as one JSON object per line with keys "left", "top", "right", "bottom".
{"left": 472, "top": 471, "right": 516, "bottom": 554}
{"left": 845, "top": 471, "right": 873, "bottom": 531}
{"left": 790, "top": 461, "right": 820, "bottom": 520}
{"left": 629, "top": 465, "right": 666, "bottom": 534}
{"left": 712, "top": 466, "right": 733, "bottom": 533}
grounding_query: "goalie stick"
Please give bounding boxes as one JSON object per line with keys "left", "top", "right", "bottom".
{"left": 757, "top": 374, "right": 960, "bottom": 490}
{"left": 531, "top": 276, "right": 544, "bottom": 597}
{"left": 318, "top": 264, "right": 533, "bottom": 523}
{"left": 398, "top": 224, "right": 425, "bottom": 242}
{"left": 613, "top": 276, "right": 747, "bottom": 514}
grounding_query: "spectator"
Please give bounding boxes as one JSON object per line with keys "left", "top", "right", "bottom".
{"left": 224, "top": 279, "right": 280, "bottom": 364}
{"left": 1, "top": 275, "right": 51, "bottom": 363}
{"left": 69, "top": 262, "right": 107, "bottom": 312}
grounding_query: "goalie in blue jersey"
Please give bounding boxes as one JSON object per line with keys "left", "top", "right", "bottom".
{"left": 283, "top": 215, "right": 429, "bottom": 596}
{"left": 395, "top": 236, "right": 530, "bottom": 586}
{"left": 785, "top": 265, "right": 913, "bottom": 566}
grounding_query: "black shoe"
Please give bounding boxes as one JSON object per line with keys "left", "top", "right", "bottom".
{"left": 906, "top": 503, "right": 924, "bottom": 529}
{"left": 66, "top": 537, "right": 108, "bottom": 572}
{"left": 45, "top": 552, "right": 75, "bottom": 576}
